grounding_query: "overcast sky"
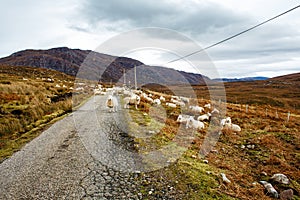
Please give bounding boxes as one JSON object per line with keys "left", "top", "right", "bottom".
{"left": 1, "top": 0, "right": 300, "bottom": 78}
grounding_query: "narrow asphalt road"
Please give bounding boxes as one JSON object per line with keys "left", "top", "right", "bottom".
{"left": 0, "top": 94, "right": 184, "bottom": 199}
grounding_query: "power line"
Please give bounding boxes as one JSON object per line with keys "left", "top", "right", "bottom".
{"left": 166, "top": 4, "right": 300, "bottom": 64}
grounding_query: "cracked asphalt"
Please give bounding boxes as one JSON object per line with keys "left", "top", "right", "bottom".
{"left": 0, "top": 95, "right": 185, "bottom": 199}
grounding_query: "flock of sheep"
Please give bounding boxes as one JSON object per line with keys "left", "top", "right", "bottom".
{"left": 100, "top": 86, "right": 241, "bottom": 133}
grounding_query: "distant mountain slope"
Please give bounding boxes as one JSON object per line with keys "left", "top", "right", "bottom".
{"left": 213, "top": 76, "right": 268, "bottom": 82}
{"left": 270, "top": 72, "right": 300, "bottom": 82}
{"left": 0, "top": 47, "right": 209, "bottom": 85}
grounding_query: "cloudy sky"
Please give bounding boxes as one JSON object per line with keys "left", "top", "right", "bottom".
{"left": 1, "top": 0, "right": 300, "bottom": 78}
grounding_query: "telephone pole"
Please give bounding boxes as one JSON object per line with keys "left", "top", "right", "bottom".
{"left": 134, "top": 65, "right": 137, "bottom": 90}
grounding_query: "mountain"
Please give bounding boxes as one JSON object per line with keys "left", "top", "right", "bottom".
{"left": 0, "top": 47, "right": 209, "bottom": 85}
{"left": 270, "top": 72, "right": 300, "bottom": 82}
{"left": 213, "top": 76, "right": 268, "bottom": 82}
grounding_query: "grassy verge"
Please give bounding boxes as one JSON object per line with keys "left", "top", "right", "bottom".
{"left": 0, "top": 65, "right": 93, "bottom": 162}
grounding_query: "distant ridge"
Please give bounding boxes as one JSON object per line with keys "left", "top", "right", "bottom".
{"left": 213, "top": 76, "right": 268, "bottom": 82}
{"left": 0, "top": 47, "right": 210, "bottom": 85}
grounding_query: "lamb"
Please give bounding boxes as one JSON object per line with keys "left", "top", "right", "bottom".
{"left": 189, "top": 105, "right": 205, "bottom": 114}
{"left": 197, "top": 113, "right": 211, "bottom": 121}
{"left": 186, "top": 116, "right": 205, "bottom": 130}
{"left": 220, "top": 117, "right": 231, "bottom": 126}
{"left": 124, "top": 94, "right": 141, "bottom": 109}
{"left": 176, "top": 114, "right": 191, "bottom": 124}
{"left": 106, "top": 95, "right": 118, "bottom": 112}
{"left": 166, "top": 102, "right": 177, "bottom": 108}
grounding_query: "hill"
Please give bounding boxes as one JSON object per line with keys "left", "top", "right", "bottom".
{"left": 213, "top": 76, "right": 268, "bottom": 82}
{"left": 0, "top": 47, "right": 210, "bottom": 85}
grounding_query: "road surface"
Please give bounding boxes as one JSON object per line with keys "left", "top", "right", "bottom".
{"left": 0, "top": 95, "right": 184, "bottom": 199}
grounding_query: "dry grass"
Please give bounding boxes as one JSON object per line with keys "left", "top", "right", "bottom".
{"left": 0, "top": 65, "right": 92, "bottom": 161}
{"left": 139, "top": 80, "right": 299, "bottom": 199}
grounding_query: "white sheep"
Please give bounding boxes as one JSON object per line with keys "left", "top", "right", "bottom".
{"left": 223, "top": 123, "right": 241, "bottom": 132}
{"left": 197, "top": 113, "right": 211, "bottom": 121}
{"left": 124, "top": 94, "right": 141, "bottom": 109}
{"left": 160, "top": 96, "right": 166, "bottom": 102}
{"left": 189, "top": 105, "right": 205, "bottom": 114}
{"left": 204, "top": 103, "right": 211, "bottom": 109}
{"left": 176, "top": 114, "right": 191, "bottom": 124}
{"left": 106, "top": 95, "right": 118, "bottom": 112}
{"left": 145, "top": 96, "right": 154, "bottom": 104}
{"left": 186, "top": 116, "right": 205, "bottom": 130}
{"left": 166, "top": 102, "right": 177, "bottom": 108}
{"left": 220, "top": 117, "right": 231, "bottom": 126}
{"left": 211, "top": 108, "right": 220, "bottom": 115}
{"left": 153, "top": 99, "right": 161, "bottom": 105}
{"left": 180, "top": 96, "right": 189, "bottom": 104}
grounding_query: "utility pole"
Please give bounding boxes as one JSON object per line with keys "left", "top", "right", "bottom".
{"left": 134, "top": 65, "right": 137, "bottom": 90}
{"left": 123, "top": 68, "right": 126, "bottom": 86}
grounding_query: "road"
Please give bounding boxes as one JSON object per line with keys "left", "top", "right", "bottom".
{"left": 0, "top": 95, "right": 184, "bottom": 199}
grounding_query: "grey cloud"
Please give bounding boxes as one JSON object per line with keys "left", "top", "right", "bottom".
{"left": 80, "top": 0, "right": 248, "bottom": 36}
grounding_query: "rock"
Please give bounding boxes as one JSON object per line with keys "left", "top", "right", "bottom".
{"left": 280, "top": 189, "right": 293, "bottom": 200}
{"left": 259, "top": 181, "right": 279, "bottom": 198}
{"left": 211, "top": 149, "right": 218, "bottom": 154}
{"left": 261, "top": 172, "right": 268, "bottom": 176}
{"left": 220, "top": 173, "right": 231, "bottom": 184}
{"left": 271, "top": 173, "right": 289, "bottom": 184}
{"left": 191, "top": 155, "right": 197, "bottom": 159}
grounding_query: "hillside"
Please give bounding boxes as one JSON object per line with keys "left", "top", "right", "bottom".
{"left": 213, "top": 76, "right": 268, "bottom": 82}
{"left": 0, "top": 47, "right": 209, "bottom": 85}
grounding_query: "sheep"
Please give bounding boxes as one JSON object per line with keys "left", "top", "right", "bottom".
{"left": 166, "top": 102, "right": 176, "bottom": 108}
{"left": 211, "top": 108, "right": 220, "bottom": 115}
{"left": 197, "top": 113, "right": 211, "bottom": 121}
{"left": 106, "top": 95, "right": 118, "bottom": 112}
{"left": 145, "top": 96, "right": 154, "bottom": 104}
{"left": 153, "top": 99, "right": 161, "bottom": 105}
{"left": 124, "top": 94, "right": 141, "bottom": 109}
{"left": 186, "top": 116, "right": 205, "bottom": 130}
{"left": 259, "top": 181, "right": 279, "bottom": 198}
{"left": 223, "top": 123, "right": 241, "bottom": 132}
{"left": 189, "top": 105, "right": 205, "bottom": 114}
{"left": 171, "top": 95, "right": 179, "bottom": 100}
{"left": 204, "top": 103, "right": 211, "bottom": 109}
{"left": 159, "top": 96, "right": 166, "bottom": 102}
{"left": 220, "top": 117, "right": 231, "bottom": 126}
{"left": 94, "top": 88, "right": 102, "bottom": 95}
{"left": 176, "top": 114, "right": 191, "bottom": 124}
{"left": 180, "top": 96, "right": 189, "bottom": 104}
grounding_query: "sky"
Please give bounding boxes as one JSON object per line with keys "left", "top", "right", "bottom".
{"left": 1, "top": 0, "right": 300, "bottom": 78}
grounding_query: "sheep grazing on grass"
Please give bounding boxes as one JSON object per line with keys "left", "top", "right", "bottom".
{"left": 180, "top": 96, "right": 190, "bottom": 104}
{"left": 145, "top": 96, "right": 154, "bottom": 104}
{"left": 106, "top": 95, "right": 118, "bottom": 112}
{"left": 259, "top": 181, "right": 279, "bottom": 198}
{"left": 220, "top": 117, "right": 231, "bottom": 126}
{"left": 153, "top": 99, "right": 161, "bottom": 105}
{"left": 124, "top": 94, "right": 141, "bottom": 110}
{"left": 189, "top": 105, "right": 205, "bottom": 114}
{"left": 186, "top": 116, "right": 205, "bottom": 130}
{"left": 176, "top": 114, "right": 191, "bottom": 124}
{"left": 166, "top": 102, "right": 177, "bottom": 108}
{"left": 223, "top": 122, "right": 241, "bottom": 132}
{"left": 204, "top": 103, "right": 211, "bottom": 109}
{"left": 197, "top": 113, "right": 211, "bottom": 121}
{"left": 159, "top": 96, "right": 166, "bottom": 102}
